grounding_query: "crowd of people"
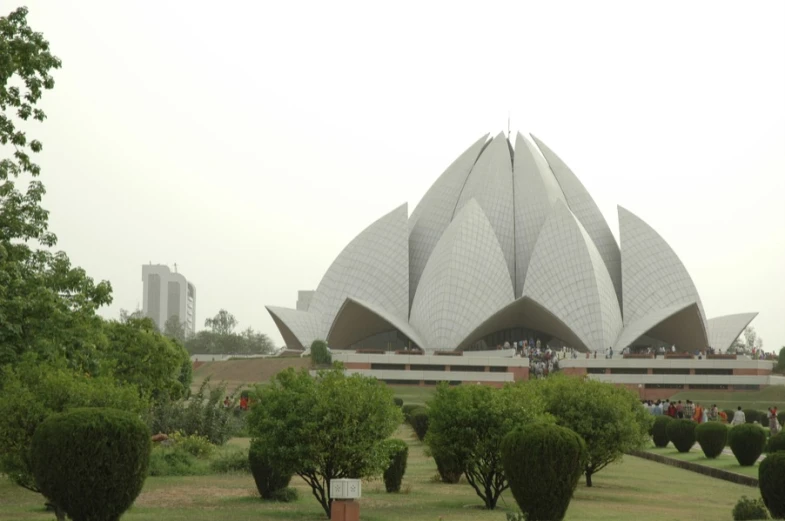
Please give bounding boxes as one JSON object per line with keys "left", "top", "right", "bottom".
{"left": 643, "top": 399, "right": 783, "bottom": 434}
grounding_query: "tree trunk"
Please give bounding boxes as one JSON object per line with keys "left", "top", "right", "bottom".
{"left": 585, "top": 469, "right": 593, "bottom": 487}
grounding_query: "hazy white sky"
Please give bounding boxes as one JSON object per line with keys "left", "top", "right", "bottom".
{"left": 20, "top": 1, "right": 785, "bottom": 350}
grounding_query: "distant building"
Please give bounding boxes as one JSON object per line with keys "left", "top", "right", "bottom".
{"left": 142, "top": 264, "right": 196, "bottom": 337}
{"left": 296, "top": 290, "right": 315, "bottom": 312}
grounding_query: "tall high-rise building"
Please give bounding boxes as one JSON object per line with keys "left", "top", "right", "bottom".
{"left": 142, "top": 264, "right": 196, "bottom": 337}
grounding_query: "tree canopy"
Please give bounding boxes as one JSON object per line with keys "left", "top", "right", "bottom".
{"left": 247, "top": 368, "right": 402, "bottom": 518}
{"left": 185, "top": 309, "right": 276, "bottom": 355}
{"left": 527, "top": 375, "right": 652, "bottom": 486}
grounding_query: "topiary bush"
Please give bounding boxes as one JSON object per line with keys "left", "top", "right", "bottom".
{"left": 410, "top": 409, "right": 429, "bottom": 441}
{"left": 501, "top": 423, "right": 587, "bottom": 521}
{"left": 696, "top": 422, "right": 728, "bottom": 458}
{"left": 382, "top": 439, "right": 408, "bottom": 492}
{"left": 745, "top": 409, "right": 764, "bottom": 425}
{"left": 310, "top": 340, "right": 332, "bottom": 366}
{"left": 724, "top": 410, "right": 737, "bottom": 423}
{"left": 30, "top": 408, "right": 151, "bottom": 521}
{"left": 401, "top": 404, "right": 422, "bottom": 423}
{"left": 733, "top": 495, "right": 770, "bottom": 520}
{"left": 652, "top": 416, "right": 673, "bottom": 448}
{"left": 730, "top": 424, "right": 767, "bottom": 466}
{"left": 248, "top": 439, "right": 293, "bottom": 499}
{"left": 393, "top": 397, "right": 403, "bottom": 408}
{"left": 767, "top": 432, "right": 785, "bottom": 454}
{"left": 666, "top": 419, "right": 697, "bottom": 453}
{"left": 777, "top": 411, "right": 785, "bottom": 426}
{"left": 433, "top": 451, "right": 463, "bottom": 484}
{"left": 759, "top": 452, "right": 785, "bottom": 518}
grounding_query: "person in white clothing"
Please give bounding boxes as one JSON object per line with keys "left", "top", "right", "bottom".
{"left": 731, "top": 406, "right": 746, "bottom": 426}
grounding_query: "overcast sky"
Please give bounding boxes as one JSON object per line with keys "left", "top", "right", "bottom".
{"left": 20, "top": 1, "right": 785, "bottom": 350}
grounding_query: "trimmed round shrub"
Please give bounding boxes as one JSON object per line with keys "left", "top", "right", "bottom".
{"left": 501, "top": 423, "right": 586, "bottom": 521}
{"left": 696, "top": 422, "right": 728, "bottom": 459}
{"left": 760, "top": 452, "right": 785, "bottom": 518}
{"left": 30, "top": 408, "right": 151, "bottom": 521}
{"left": 382, "top": 439, "right": 408, "bottom": 492}
{"left": 729, "top": 424, "right": 767, "bottom": 466}
{"left": 393, "top": 397, "right": 403, "bottom": 408}
{"left": 666, "top": 419, "right": 697, "bottom": 453}
{"left": 724, "top": 410, "right": 736, "bottom": 423}
{"left": 410, "top": 410, "right": 429, "bottom": 441}
{"left": 733, "top": 495, "right": 770, "bottom": 521}
{"left": 777, "top": 411, "right": 785, "bottom": 426}
{"left": 249, "top": 439, "right": 293, "bottom": 499}
{"left": 745, "top": 409, "right": 764, "bottom": 425}
{"left": 767, "top": 432, "right": 785, "bottom": 454}
{"left": 652, "top": 416, "right": 674, "bottom": 448}
{"left": 433, "top": 451, "right": 463, "bottom": 483}
{"left": 401, "top": 404, "right": 421, "bottom": 422}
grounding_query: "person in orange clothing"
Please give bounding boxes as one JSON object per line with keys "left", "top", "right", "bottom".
{"left": 693, "top": 403, "right": 704, "bottom": 423}
{"left": 718, "top": 410, "right": 728, "bottom": 423}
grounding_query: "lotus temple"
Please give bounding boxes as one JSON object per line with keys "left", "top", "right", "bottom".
{"left": 266, "top": 132, "right": 777, "bottom": 397}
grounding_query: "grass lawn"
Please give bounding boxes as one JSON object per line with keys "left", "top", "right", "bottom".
{"left": 0, "top": 427, "right": 760, "bottom": 521}
{"left": 390, "top": 385, "right": 436, "bottom": 406}
{"left": 670, "top": 386, "right": 785, "bottom": 412}
{"left": 645, "top": 445, "right": 760, "bottom": 478}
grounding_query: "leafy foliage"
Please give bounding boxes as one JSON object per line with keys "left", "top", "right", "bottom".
{"left": 652, "top": 416, "right": 673, "bottom": 448}
{"left": 528, "top": 375, "right": 652, "bottom": 486}
{"left": 147, "top": 379, "right": 239, "bottom": 445}
{"left": 382, "top": 438, "right": 408, "bottom": 493}
{"left": 393, "top": 397, "right": 403, "bottom": 407}
{"left": 696, "top": 422, "right": 728, "bottom": 458}
{"left": 410, "top": 409, "right": 429, "bottom": 441}
{"left": 425, "top": 383, "right": 550, "bottom": 509}
{"left": 247, "top": 368, "right": 402, "bottom": 517}
{"left": 0, "top": 356, "right": 147, "bottom": 493}
{"left": 30, "top": 408, "right": 151, "bottom": 521}
{"left": 147, "top": 446, "right": 205, "bottom": 477}
{"left": 432, "top": 451, "right": 463, "bottom": 484}
{"left": 401, "top": 404, "right": 421, "bottom": 422}
{"left": 310, "top": 340, "right": 332, "bottom": 365}
{"left": 745, "top": 409, "right": 765, "bottom": 425}
{"left": 502, "top": 423, "right": 587, "bottom": 521}
{"left": 170, "top": 431, "right": 215, "bottom": 459}
{"left": 249, "top": 439, "right": 293, "bottom": 499}
{"left": 766, "top": 432, "right": 785, "bottom": 454}
{"left": 729, "top": 424, "right": 767, "bottom": 466}
{"left": 209, "top": 448, "right": 250, "bottom": 473}
{"left": 733, "top": 495, "right": 770, "bottom": 521}
{"left": 184, "top": 325, "right": 276, "bottom": 355}
{"left": 666, "top": 419, "right": 697, "bottom": 453}
{"left": 759, "top": 452, "right": 785, "bottom": 519}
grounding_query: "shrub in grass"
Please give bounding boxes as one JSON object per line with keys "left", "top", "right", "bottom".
{"left": 433, "top": 451, "right": 463, "bottom": 483}
{"left": 148, "top": 446, "right": 209, "bottom": 476}
{"left": 759, "top": 452, "right": 785, "bottom": 518}
{"left": 210, "top": 448, "right": 250, "bottom": 473}
{"left": 401, "top": 404, "right": 422, "bottom": 423}
{"left": 382, "top": 439, "right": 408, "bottom": 492}
{"left": 666, "top": 419, "right": 697, "bottom": 453}
{"left": 767, "top": 432, "right": 785, "bottom": 454}
{"left": 249, "top": 439, "right": 293, "bottom": 499}
{"left": 732, "top": 495, "right": 770, "bottom": 520}
{"left": 501, "top": 423, "right": 587, "bottom": 521}
{"left": 393, "top": 397, "right": 403, "bottom": 407}
{"left": 652, "top": 416, "right": 673, "bottom": 448}
{"left": 745, "top": 410, "right": 764, "bottom": 425}
{"left": 696, "top": 422, "right": 728, "bottom": 458}
{"left": 171, "top": 431, "right": 215, "bottom": 458}
{"left": 410, "top": 410, "right": 429, "bottom": 441}
{"left": 729, "top": 424, "right": 767, "bottom": 466}
{"left": 30, "top": 408, "right": 151, "bottom": 521}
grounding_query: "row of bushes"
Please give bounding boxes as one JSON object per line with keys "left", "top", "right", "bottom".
{"left": 653, "top": 416, "right": 768, "bottom": 465}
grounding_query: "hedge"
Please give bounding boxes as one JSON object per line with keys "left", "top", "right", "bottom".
{"left": 767, "top": 432, "right": 785, "bottom": 454}
{"left": 410, "top": 410, "right": 429, "bottom": 441}
{"left": 393, "top": 397, "right": 403, "bottom": 408}
{"left": 248, "top": 439, "right": 293, "bottom": 499}
{"left": 30, "top": 408, "right": 151, "bottom": 521}
{"left": 401, "top": 404, "right": 422, "bottom": 423}
{"left": 501, "top": 423, "right": 587, "bottom": 521}
{"left": 729, "top": 424, "right": 767, "bottom": 466}
{"left": 744, "top": 409, "right": 764, "bottom": 425}
{"left": 695, "top": 422, "right": 728, "bottom": 459}
{"left": 433, "top": 451, "right": 463, "bottom": 484}
{"left": 666, "top": 419, "right": 697, "bottom": 453}
{"left": 382, "top": 439, "right": 408, "bottom": 493}
{"left": 759, "top": 452, "right": 785, "bottom": 518}
{"left": 652, "top": 416, "right": 673, "bottom": 448}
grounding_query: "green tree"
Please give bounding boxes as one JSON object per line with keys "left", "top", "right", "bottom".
{"left": 163, "top": 314, "right": 186, "bottom": 343}
{"left": 101, "top": 318, "right": 191, "bottom": 400}
{"left": 0, "top": 355, "right": 148, "bottom": 500}
{"left": 425, "top": 383, "right": 551, "bottom": 509}
{"left": 205, "top": 309, "right": 237, "bottom": 336}
{"left": 247, "top": 368, "right": 402, "bottom": 518}
{"left": 0, "top": 7, "right": 112, "bottom": 371}
{"left": 529, "top": 375, "right": 652, "bottom": 486}
{"left": 777, "top": 346, "right": 785, "bottom": 373}
{"left": 241, "top": 327, "right": 276, "bottom": 354}
{"left": 310, "top": 339, "right": 331, "bottom": 365}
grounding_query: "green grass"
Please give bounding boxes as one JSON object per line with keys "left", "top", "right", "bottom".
{"left": 389, "top": 385, "right": 436, "bottom": 407}
{"left": 670, "top": 386, "right": 785, "bottom": 412}
{"left": 0, "top": 427, "right": 762, "bottom": 521}
{"left": 645, "top": 444, "right": 760, "bottom": 478}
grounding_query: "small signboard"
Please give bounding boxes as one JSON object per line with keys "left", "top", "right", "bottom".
{"left": 331, "top": 479, "right": 361, "bottom": 499}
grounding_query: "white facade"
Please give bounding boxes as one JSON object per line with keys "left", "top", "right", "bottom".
{"left": 142, "top": 264, "right": 196, "bottom": 337}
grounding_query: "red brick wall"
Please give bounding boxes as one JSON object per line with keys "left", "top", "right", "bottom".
{"left": 508, "top": 367, "right": 529, "bottom": 381}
